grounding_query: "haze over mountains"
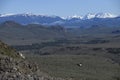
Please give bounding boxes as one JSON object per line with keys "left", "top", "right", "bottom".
{"left": 0, "top": 13, "right": 120, "bottom": 28}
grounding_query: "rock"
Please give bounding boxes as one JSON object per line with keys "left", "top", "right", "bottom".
{"left": 18, "top": 52, "right": 25, "bottom": 59}
{"left": 0, "top": 41, "right": 66, "bottom": 80}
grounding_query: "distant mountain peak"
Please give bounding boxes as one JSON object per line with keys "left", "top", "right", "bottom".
{"left": 71, "top": 14, "right": 83, "bottom": 19}
{"left": 66, "top": 14, "right": 83, "bottom": 20}
{"left": 95, "top": 13, "right": 117, "bottom": 18}
{"left": 0, "top": 13, "right": 60, "bottom": 19}
{"left": 0, "top": 13, "right": 15, "bottom": 17}
{"left": 83, "top": 13, "right": 96, "bottom": 19}
{"left": 83, "top": 13, "right": 117, "bottom": 19}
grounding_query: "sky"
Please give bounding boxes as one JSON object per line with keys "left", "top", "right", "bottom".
{"left": 0, "top": 0, "right": 120, "bottom": 17}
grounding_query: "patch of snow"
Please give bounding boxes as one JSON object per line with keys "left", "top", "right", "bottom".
{"left": 95, "top": 13, "right": 117, "bottom": 18}
{"left": 83, "top": 13, "right": 96, "bottom": 19}
{"left": 0, "top": 13, "right": 15, "bottom": 17}
{"left": 66, "top": 14, "right": 83, "bottom": 20}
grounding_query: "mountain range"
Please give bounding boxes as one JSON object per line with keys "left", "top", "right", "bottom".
{"left": 0, "top": 13, "right": 120, "bottom": 28}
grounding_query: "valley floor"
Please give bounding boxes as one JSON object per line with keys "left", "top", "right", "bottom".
{"left": 26, "top": 54, "right": 120, "bottom": 80}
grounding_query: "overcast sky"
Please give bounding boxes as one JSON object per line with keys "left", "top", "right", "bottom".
{"left": 0, "top": 0, "right": 120, "bottom": 17}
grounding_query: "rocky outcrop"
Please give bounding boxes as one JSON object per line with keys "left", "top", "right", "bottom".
{"left": 0, "top": 56, "right": 39, "bottom": 80}
{"left": 0, "top": 55, "right": 66, "bottom": 80}
{"left": 0, "top": 41, "right": 66, "bottom": 80}
{"left": 0, "top": 40, "right": 40, "bottom": 80}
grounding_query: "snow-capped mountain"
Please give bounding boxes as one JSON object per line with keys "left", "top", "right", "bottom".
{"left": 83, "top": 13, "right": 96, "bottom": 19}
{"left": 0, "top": 13, "right": 63, "bottom": 24}
{"left": 0, "top": 13, "right": 119, "bottom": 28}
{"left": 0, "top": 13, "right": 59, "bottom": 18}
{"left": 0, "top": 13, "right": 15, "bottom": 17}
{"left": 95, "top": 13, "right": 117, "bottom": 18}
{"left": 0, "top": 13, "right": 118, "bottom": 20}
{"left": 66, "top": 14, "right": 83, "bottom": 20}
{"left": 83, "top": 13, "right": 117, "bottom": 19}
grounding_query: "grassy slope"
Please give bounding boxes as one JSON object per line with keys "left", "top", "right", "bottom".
{"left": 0, "top": 41, "right": 21, "bottom": 58}
{"left": 27, "top": 55, "right": 120, "bottom": 80}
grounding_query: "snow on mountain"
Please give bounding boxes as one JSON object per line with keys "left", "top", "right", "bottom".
{"left": 0, "top": 13, "right": 60, "bottom": 19}
{"left": 83, "top": 13, "right": 96, "bottom": 19}
{"left": 0, "top": 13, "right": 118, "bottom": 19}
{"left": 66, "top": 14, "right": 83, "bottom": 20}
{"left": 0, "top": 13, "right": 63, "bottom": 24}
{"left": 0, "top": 13, "right": 34, "bottom": 17}
{"left": 0, "top": 13, "right": 119, "bottom": 26}
{"left": 83, "top": 13, "right": 117, "bottom": 19}
{"left": 0, "top": 13, "right": 15, "bottom": 17}
{"left": 95, "top": 13, "right": 117, "bottom": 18}
{"left": 20, "top": 13, "right": 49, "bottom": 17}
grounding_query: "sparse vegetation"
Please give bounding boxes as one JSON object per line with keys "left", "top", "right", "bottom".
{"left": 106, "top": 48, "right": 120, "bottom": 54}
{"left": 26, "top": 55, "right": 120, "bottom": 80}
{"left": 0, "top": 21, "right": 120, "bottom": 80}
{"left": 0, "top": 40, "right": 21, "bottom": 58}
